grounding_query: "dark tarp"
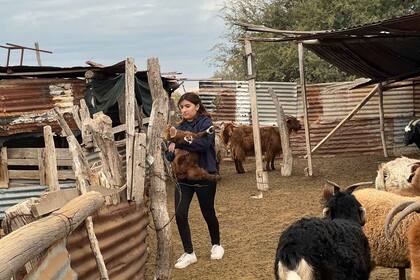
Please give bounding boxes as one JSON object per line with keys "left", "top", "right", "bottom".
{"left": 85, "top": 73, "right": 153, "bottom": 116}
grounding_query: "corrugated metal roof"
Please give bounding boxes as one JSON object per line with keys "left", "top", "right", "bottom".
{"left": 199, "top": 79, "right": 420, "bottom": 156}
{"left": 67, "top": 202, "right": 148, "bottom": 280}
{"left": 0, "top": 78, "right": 86, "bottom": 136}
{"left": 300, "top": 13, "right": 420, "bottom": 83}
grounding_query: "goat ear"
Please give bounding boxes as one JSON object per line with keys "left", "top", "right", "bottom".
{"left": 411, "top": 163, "right": 420, "bottom": 173}
{"left": 322, "top": 186, "right": 333, "bottom": 202}
{"left": 169, "top": 126, "right": 177, "bottom": 138}
{"left": 346, "top": 185, "right": 359, "bottom": 194}
{"left": 333, "top": 186, "right": 340, "bottom": 194}
{"left": 322, "top": 207, "right": 330, "bottom": 218}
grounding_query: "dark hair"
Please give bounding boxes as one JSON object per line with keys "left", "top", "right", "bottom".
{"left": 178, "top": 92, "right": 211, "bottom": 119}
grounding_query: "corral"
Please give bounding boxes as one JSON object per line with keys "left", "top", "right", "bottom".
{"left": 147, "top": 155, "right": 418, "bottom": 279}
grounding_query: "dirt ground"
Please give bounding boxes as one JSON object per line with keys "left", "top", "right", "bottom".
{"left": 146, "top": 154, "right": 417, "bottom": 279}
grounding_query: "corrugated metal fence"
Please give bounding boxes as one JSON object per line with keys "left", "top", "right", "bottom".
{"left": 199, "top": 80, "right": 420, "bottom": 156}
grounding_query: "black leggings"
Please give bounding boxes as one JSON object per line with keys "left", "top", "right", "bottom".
{"left": 175, "top": 179, "right": 220, "bottom": 254}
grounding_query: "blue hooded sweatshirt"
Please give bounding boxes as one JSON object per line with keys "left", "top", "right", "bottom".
{"left": 173, "top": 114, "right": 217, "bottom": 174}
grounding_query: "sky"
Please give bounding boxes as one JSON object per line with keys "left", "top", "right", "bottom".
{"left": 0, "top": 0, "right": 227, "bottom": 84}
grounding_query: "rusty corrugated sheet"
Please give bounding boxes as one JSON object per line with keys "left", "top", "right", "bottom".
{"left": 200, "top": 79, "right": 420, "bottom": 156}
{"left": 0, "top": 78, "right": 86, "bottom": 136}
{"left": 25, "top": 239, "right": 77, "bottom": 280}
{"left": 67, "top": 202, "right": 148, "bottom": 280}
{"left": 199, "top": 80, "right": 297, "bottom": 125}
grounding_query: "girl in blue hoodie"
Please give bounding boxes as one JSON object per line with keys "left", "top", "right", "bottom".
{"left": 167, "top": 92, "right": 224, "bottom": 269}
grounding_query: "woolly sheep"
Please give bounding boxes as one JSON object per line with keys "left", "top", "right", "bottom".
{"left": 354, "top": 188, "right": 420, "bottom": 279}
{"left": 375, "top": 156, "right": 418, "bottom": 191}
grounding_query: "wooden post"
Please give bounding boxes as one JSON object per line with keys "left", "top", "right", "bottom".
{"left": 79, "top": 99, "right": 94, "bottom": 151}
{"left": 34, "top": 42, "right": 42, "bottom": 66}
{"left": 0, "top": 192, "right": 104, "bottom": 280}
{"left": 86, "top": 112, "right": 125, "bottom": 187}
{"left": 125, "top": 57, "right": 136, "bottom": 200}
{"left": 378, "top": 83, "right": 388, "bottom": 157}
{"left": 132, "top": 132, "right": 147, "bottom": 203}
{"left": 298, "top": 43, "right": 313, "bottom": 176}
{"left": 43, "top": 126, "right": 59, "bottom": 191}
{"left": 38, "top": 148, "right": 46, "bottom": 185}
{"left": 54, "top": 108, "right": 109, "bottom": 280}
{"left": 0, "top": 147, "right": 9, "bottom": 188}
{"left": 117, "top": 94, "right": 126, "bottom": 124}
{"left": 309, "top": 83, "right": 379, "bottom": 155}
{"left": 268, "top": 88, "right": 293, "bottom": 176}
{"left": 244, "top": 39, "right": 269, "bottom": 193}
{"left": 147, "top": 57, "right": 172, "bottom": 280}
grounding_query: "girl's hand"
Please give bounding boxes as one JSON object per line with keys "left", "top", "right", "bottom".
{"left": 168, "top": 142, "right": 176, "bottom": 152}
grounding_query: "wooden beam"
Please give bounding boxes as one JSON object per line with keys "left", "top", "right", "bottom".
{"left": 43, "top": 126, "right": 59, "bottom": 191}
{"left": 147, "top": 57, "right": 172, "bottom": 280}
{"left": 269, "top": 88, "right": 293, "bottom": 176}
{"left": 298, "top": 43, "right": 313, "bottom": 176}
{"left": 309, "top": 83, "right": 379, "bottom": 156}
{"left": 378, "top": 83, "right": 388, "bottom": 157}
{"left": 0, "top": 147, "right": 9, "bottom": 188}
{"left": 0, "top": 191, "right": 104, "bottom": 280}
{"left": 125, "top": 57, "right": 136, "bottom": 200}
{"left": 132, "top": 132, "right": 146, "bottom": 203}
{"left": 244, "top": 39, "right": 269, "bottom": 192}
{"left": 31, "top": 189, "right": 79, "bottom": 218}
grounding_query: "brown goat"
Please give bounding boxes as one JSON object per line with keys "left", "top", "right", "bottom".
{"left": 385, "top": 201, "right": 420, "bottom": 280}
{"left": 166, "top": 126, "right": 219, "bottom": 181}
{"left": 222, "top": 116, "right": 301, "bottom": 173}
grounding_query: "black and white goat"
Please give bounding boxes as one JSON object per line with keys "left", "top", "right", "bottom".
{"left": 274, "top": 181, "right": 372, "bottom": 280}
{"left": 404, "top": 119, "right": 420, "bottom": 149}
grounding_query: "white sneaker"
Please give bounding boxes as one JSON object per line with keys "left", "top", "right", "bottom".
{"left": 174, "top": 252, "right": 197, "bottom": 269}
{"left": 210, "top": 245, "right": 224, "bottom": 260}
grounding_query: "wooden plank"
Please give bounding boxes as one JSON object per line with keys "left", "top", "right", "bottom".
{"left": 0, "top": 147, "right": 9, "bottom": 188}
{"left": 378, "top": 83, "right": 388, "bottom": 157}
{"left": 117, "top": 93, "right": 126, "bottom": 124}
{"left": 132, "top": 132, "right": 146, "bottom": 203}
{"left": 298, "top": 43, "right": 313, "bottom": 176}
{"left": 7, "top": 148, "right": 39, "bottom": 159}
{"left": 57, "top": 170, "right": 76, "bottom": 180}
{"left": 125, "top": 57, "right": 136, "bottom": 200}
{"left": 44, "top": 125, "right": 59, "bottom": 191}
{"left": 244, "top": 39, "right": 269, "bottom": 192}
{"left": 9, "top": 170, "right": 39, "bottom": 180}
{"left": 38, "top": 148, "right": 46, "bottom": 185}
{"left": 31, "top": 189, "right": 79, "bottom": 218}
{"left": 7, "top": 158, "right": 39, "bottom": 166}
{"left": 80, "top": 99, "right": 94, "bottom": 150}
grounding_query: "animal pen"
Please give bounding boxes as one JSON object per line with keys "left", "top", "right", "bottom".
{"left": 223, "top": 13, "right": 420, "bottom": 187}
{"left": 0, "top": 58, "right": 177, "bottom": 279}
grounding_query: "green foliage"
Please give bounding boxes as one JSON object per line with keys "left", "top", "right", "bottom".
{"left": 211, "top": 0, "right": 420, "bottom": 83}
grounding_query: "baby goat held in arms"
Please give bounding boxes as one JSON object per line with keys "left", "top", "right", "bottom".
{"left": 274, "top": 181, "right": 372, "bottom": 280}
{"left": 166, "top": 126, "right": 219, "bottom": 181}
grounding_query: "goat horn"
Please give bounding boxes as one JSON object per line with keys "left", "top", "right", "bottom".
{"left": 346, "top": 181, "right": 373, "bottom": 190}
{"left": 412, "top": 119, "right": 420, "bottom": 127}
{"left": 384, "top": 201, "right": 417, "bottom": 239}
{"left": 206, "top": 126, "right": 215, "bottom": 135}
{"left": 326, "top": 180, "right": 341, "bottom": 193}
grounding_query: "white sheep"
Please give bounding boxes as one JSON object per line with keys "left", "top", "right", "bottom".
{"left": 375, "top": 156, "right": 418, "bottom": 191}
